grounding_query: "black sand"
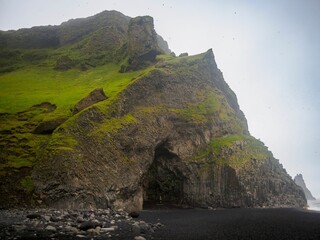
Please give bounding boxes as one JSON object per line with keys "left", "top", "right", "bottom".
{"left": 139, "top": 207, "right": 320, "bottom": 240}
{"left": 1, "top": 207, "right": 320, "bottom": 239}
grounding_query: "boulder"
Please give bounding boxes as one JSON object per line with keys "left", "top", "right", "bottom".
{"left": 73, "top": 88, "right": 107, "bottom": 114}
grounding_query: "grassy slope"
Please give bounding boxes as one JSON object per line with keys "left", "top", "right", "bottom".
{"left": 0, "top": 50, "right": 253, "bottom": 201}
{"left": 0, "top": 63, "right": 145, "bottom": 115}
{"left": 0, "top": 50, "right": 150, "bottom": 197}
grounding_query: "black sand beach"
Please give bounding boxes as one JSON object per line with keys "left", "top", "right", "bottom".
{"left": 139, "top": 206, "right": 320, "bottom": 240}
{"left": 1, "top": 207, "right": 320, "bottom": 239}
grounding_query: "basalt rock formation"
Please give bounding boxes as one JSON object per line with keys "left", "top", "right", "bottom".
{"left": 32, "top": 48, "right": 306, "bottom": 210}
{"left": 294, "top": 174, "right": 316, "bottom": 200}
{"left": 0, "top": 11, "right": 306, "bottom": 210}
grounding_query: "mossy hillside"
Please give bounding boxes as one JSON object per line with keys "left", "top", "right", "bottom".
{"left": 0, "top": 52, "right": 153, "bottom": 192}
{"left": 0, "top": 63, "right": 147, "bottom": 114}
{"left": 169, "top": 89, "right": 246, "bottom": 134}
{"left": 155, "top": 52, "right": 205, "bottom": 75}
{"left": 194, "top": 135, "right": 271, "bottom": 170}
{"left": 91, "top": 113, "right": 137, "bottom": 138}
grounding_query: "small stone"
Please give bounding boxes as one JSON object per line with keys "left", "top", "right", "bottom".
{"left": 87, "top": 228, "right": 100, "bottom": 236}
{"left": 129, "top": 212, "right": 139, "bottom": 218}
{"left": 76, "top": 235, "right": 86, "bottom": 238}
{"left": 45, "top": 225, "right": 57, "bottom": 231}
{"left": 27, "top": 213, "right": 42, "bottom": 219}
{"left": 139, "top": 222, "right": 149, "bottom": 234}
{"left": 100, "top": 227, "right": 115, "bottom": 232}
{"left": 134, "top": 236, "right": 146, "bottom": 240}
{"left": 50, "top": 216, "right": 60, "bottom": 222}
{"left": 132, "top": 223, "right": 141, "bottom": 236}
{"left": 43, "top": 215, "right": 51, "bottom": 221}
{"left": 13, "top": 225, "right": 26, "bottom": 232}
{"left": 79, "top": 221, "right": 101, "bottom": 231}
{"left": 65, "top": 226, "right": 80, "bottom": 234}
{"left": 76, "top": 216, "right": 84, "bottom": 223}
{"left": 156, "top": 222, "right": 164, "bottom": 228}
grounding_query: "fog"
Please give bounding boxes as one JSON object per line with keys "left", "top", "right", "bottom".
{"left": 1, "top": 0, "right": 319, "bottom": 197}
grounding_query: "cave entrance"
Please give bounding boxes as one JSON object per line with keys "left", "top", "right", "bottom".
{"left": 143, "top": 141, "right": 184, "bottom": 208}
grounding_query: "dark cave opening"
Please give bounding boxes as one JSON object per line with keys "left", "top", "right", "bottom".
{"left": 143, "top": 141, "right": 184, "bottom": 208}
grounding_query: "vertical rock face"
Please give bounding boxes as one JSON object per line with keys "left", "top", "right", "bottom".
{"left": 32, "top": 49, "right": 306, "bottom": 211}
{"left": 294, "top": 174, "right": 316, "bottom": 200}
{"left": 125, "top": 16, "right": 164, "bottom": 71}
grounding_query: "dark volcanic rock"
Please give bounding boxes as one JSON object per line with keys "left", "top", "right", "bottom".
{"left": 26, "top": 213, "right": 42, "bottom": 219}
{"left": 294, "top": 174, "right": 316, "bottom": 200}
{"left": 79, "top": 221, "right": 102, "bottom": 231}
{"left": 0, "top": 208, "right": 162, "bottom": 239}
{"left": 129, "top": 211, "right": 140, "bottom": 218}
{"left": 73, "top": 88, "right": 107, "bottom": 114}
{"left": 33, "top": 117, "right": 67, "bottom": 134}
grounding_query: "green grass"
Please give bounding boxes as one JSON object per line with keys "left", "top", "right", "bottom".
{"left": 0, "top": 63, "right": 146, "bottom": 115}
{"left": 0, "top": 55, "right": 152, "bottom": 175}
{"left": 92, "top": 113, "right": 137, "bottom": 137}
{"left": 170, "top": 91, "right": 221, "bottom": 124}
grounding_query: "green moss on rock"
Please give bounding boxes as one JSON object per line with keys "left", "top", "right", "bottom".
{"left": 194, "top": 135, "right": 271, "bottom": 169}
{"left": 20, "top": 176, "right": 34, "bottom": 192}
{"left": 92, "top": 113, "right": 137, "bottom": 137}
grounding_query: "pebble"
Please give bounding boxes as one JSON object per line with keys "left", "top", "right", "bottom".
{"left": 45, "top": 225, "right": 57, "bottom": 231}
{"left": 129, "top": 211, "right": 140, "bottom": 218}
{"left": 79, "top": 221, "right": 101, "bottom": 231}
{"left": 26, "top": 213, "right": 42, "bottom": 219}
{"left": 101, "top": 227, "right": 116, "bottom": 232}
{"left": 134, "top": 236, "right": 146, "bottom": 240}
{"left": 132, "top": 223, "right": 141, "bottom": 235}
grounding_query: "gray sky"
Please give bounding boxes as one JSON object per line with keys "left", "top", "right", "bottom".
{"left": 1, "top": 0, "right": 319, "bottom": 198}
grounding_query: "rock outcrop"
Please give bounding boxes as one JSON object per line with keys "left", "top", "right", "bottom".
{"left": 32, "top": 48, "right": 306, "bottom": 211}
{"left": 294, "top": 174, "right": 316, "bottom": 200}
{"left": 0, "top": 10, "right": 169, "bottom": 72}
{"left": 0, "top": 10, "right": 306, "bottom": 210}
{"left": 73, "top": 88, "right": 107, "bottom": 114}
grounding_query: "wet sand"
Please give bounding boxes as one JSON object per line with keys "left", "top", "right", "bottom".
{"left": 139, "top": 207, "right": 320, "bottom": 240}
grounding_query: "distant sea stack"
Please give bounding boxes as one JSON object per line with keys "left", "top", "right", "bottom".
{"left": 294, "top": 174, "right": 316, "bottom": 200}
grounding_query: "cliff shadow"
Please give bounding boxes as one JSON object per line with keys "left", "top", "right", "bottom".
{"left": 142, "top": 140, "right": 186, "bottom": 209}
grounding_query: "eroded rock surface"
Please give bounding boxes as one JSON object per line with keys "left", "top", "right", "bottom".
{"left": 32, "top": 49, "right": 306, "bottom": 211}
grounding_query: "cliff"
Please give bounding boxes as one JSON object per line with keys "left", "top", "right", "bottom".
{"left": 0, "top": 11, "right": 306, "bottom": 210}
{"left": 294, "top": 174, "right": 316, "bottom": 200}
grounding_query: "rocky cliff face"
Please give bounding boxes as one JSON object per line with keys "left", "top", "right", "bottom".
{"left": 294, "top": 174, "right": 316, "bottom": 200}
{"left": 32, "top": 49, "right": 306, "bottom": 211}
{"left": 0, "top": 11, "right": 306, "bottom": 210}
{"left": 0, "top": 10, "right": 170, "bottom": 73}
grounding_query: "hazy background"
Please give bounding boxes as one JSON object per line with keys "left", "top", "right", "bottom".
{"left": 1, "top": 0, "right": 319, "bottom": 198}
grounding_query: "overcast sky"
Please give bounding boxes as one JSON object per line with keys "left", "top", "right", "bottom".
{"left": 1, "top": 0, "right": 319, "bottom": 198}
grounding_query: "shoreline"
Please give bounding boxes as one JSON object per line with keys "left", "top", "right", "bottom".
{"left": 1, "top": 207, "right": 320, "bottom": 239}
